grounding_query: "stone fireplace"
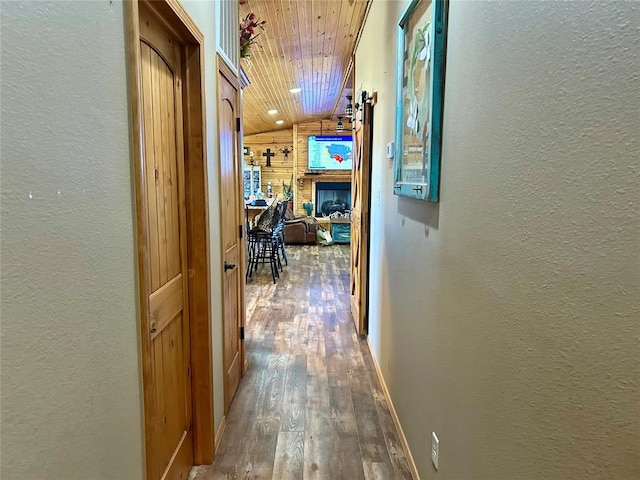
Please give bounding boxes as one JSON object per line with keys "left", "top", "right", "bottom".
{"left": 315, "top": 181, "right": 351, "bottom": 217}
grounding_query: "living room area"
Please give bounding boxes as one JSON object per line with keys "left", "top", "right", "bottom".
{"left": 243, "top": 117, "right": 353, "bottom": 276}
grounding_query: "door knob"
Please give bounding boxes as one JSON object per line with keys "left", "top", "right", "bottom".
{"left": 224, "top": 262, "right": 236, "bottom": 272}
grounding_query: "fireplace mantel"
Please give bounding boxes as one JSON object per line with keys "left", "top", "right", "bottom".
{"left": 303, "top": 172, "right": 351, "bottom": 182}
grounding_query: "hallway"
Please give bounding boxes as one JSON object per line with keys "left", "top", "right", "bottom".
{"left": 192, "top": 245, "right": 412, "bottom": 479}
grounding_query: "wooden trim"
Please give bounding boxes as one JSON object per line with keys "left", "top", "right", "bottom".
{"left": 218, "top": 54, "right": 241, "bottom": 90}
{"left": 214, "top": 415, "right": 227, "bottom": 454}
{"left": 292, "top": 123, "right": 298, "bottom": 209}
{"left": 359, "top": 100, "right": 373, "bottom": 335}
{"left": 353, "top": 0, "right": 374, "bottom": 57}
{"left": 239, "top": 67, "right": 251, "bottom": 89}
{"left": 304, "top": 173, "right": 351, "bottom": 181}
{"left": 330, "top": 57, "right": 354, "bottom": 119}
{"left": 183, "top": 40, "right": 215, "bottom": 464}
{"left": 124, "top": 4, "right": 154, "bottom": 478}
{"left": 366, "top": 338, "right": 420, "bottom": 480}
{"left": 238, "top": 76, "right": 248, "bottom": 377}
{"left": 144, "top": 0, "right": 204, "bottom": 45}
{"left": 217, "top": 48, "right": 239, "bottom": 80}
{"left": 125, "top": 0, "right": 215, "bottom": 474}
{"left": 166, "top": 0, "right": 204, "bottom": 42}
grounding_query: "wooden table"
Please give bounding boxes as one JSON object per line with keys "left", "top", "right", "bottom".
{"left": 245, "top": 200, "right": 274, "bottom": 229}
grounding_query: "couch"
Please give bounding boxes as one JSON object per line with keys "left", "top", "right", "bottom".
{"left": 283, "top": 210, "right": 318, "bottom": 244}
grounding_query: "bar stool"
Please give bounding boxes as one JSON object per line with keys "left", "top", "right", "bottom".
{"left": 246, "top": 201, "right": 284, "bottom": 284}
{"left": 274, "top": 200, "right": 289, "bottom": 267}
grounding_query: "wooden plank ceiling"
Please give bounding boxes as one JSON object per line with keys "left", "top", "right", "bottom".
{"left": 240, "top": 0, "right": 370, "bottom": 135}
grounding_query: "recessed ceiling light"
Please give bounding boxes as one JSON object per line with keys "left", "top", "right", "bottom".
{"left": 267, "top": 109, "right": 278, "bottom": 115}
{"left": 289, "top": 87, "right": 302, "bottom": 94}
{"left": 276, "top": 120, "right": 284, "bottom": 125}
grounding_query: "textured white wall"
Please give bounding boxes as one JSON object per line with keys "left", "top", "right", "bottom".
{"left": 180, "top": 0, "right": 226, "bottom": 442}
{"left": 1, "top": 0, "right": 228, "bottom": 476}
{"left": 1, "top": 1, "right": 144, "bottom": 478}
{"left": 357, "top": 0, "right": 640, "bottom": 478}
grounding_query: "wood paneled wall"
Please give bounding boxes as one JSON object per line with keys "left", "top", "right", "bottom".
{"left": 243, "top": 129, "right": 294, "bottom": 203}
{"left": 244, "top": 119, "right": 351, "bottom": 216}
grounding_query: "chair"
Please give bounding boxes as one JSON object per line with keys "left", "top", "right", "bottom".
{"left": 284, "top": 208, "right": 318, "bottom": 244}
{"left": 246, "top": 201, "right": 286, "bottom": 283}
{"left": 274, "top": 201, "right": 289, "bottom": 266}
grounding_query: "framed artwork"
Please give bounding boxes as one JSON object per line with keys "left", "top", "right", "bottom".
{"left": 394, "top": 0, "right": 448, "bottom": 202}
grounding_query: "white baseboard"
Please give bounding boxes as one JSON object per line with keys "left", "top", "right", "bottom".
{"left": 367, "top": 338, "right": 420, "bottom": 480}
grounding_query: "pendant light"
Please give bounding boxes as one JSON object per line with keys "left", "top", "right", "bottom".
{"left": 345, "top": 95, "right": 353, "bottom": 116}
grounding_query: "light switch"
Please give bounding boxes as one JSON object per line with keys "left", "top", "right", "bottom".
{"left": 386, "top": 142, "right": 394, "bottom": 159}
{"left": 432, "top": 432, "right": 439, "bottom": 470}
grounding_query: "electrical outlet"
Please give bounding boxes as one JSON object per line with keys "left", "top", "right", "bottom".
{"left": 431, "top": 432, "right": 439, "bottom": 470}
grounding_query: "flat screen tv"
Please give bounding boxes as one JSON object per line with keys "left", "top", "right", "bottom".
{"left": 307, "top": 135, "right": 353, "bottom": 171}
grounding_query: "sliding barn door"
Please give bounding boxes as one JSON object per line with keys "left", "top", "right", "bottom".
{"left": 350, "top": 100, "right": 374, "bottom": 336}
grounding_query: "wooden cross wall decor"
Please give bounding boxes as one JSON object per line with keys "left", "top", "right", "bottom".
{"left": 280, "top": 146, "right": 292, "bottom": 162}
{"left": 262, "top": 148, "right": 276, "bottom": 167}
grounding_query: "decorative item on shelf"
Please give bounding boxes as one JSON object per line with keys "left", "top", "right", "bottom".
{"left": 282, "top": 174, "right": 294, "bottom": 201}
{"left": 262, "top": 148, "right": 275, "bottom": 167}
{"left": 302, "top": 201, "right": 314, "bottom": 217}
{"left": 336, "top": 116, "right": 344, "bottom": 131}
{"left": 279, "top": 146, "right": 293, "bottom": 163}
{"left": 239, "top": 12, "right": 266, "bottom": 60}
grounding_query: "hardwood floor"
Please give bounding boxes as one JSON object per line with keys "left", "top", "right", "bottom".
{"left": 191, "top": 245, "right": 412, "bottom": 479}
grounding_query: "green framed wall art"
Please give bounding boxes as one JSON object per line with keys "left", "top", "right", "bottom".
{"left": 394, "top": 0, "right": 448, "bottom": 202}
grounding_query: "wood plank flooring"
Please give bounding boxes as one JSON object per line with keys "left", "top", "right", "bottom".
{"left": 190, "top": 245, "right": 412, "bottom": 480}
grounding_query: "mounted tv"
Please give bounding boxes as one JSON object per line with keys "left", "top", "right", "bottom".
{"left": 307, "top": 135, "right": 353, "bottom": 171}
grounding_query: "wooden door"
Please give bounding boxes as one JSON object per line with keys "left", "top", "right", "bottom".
{"left": 218, "top": 64, "right": 244, "bottom": 412}
{"left": 350, "top": 99, "right": 374, "bottom": 336}
{"left": 139, "top": 6, "right": 193, "bottom": 480}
